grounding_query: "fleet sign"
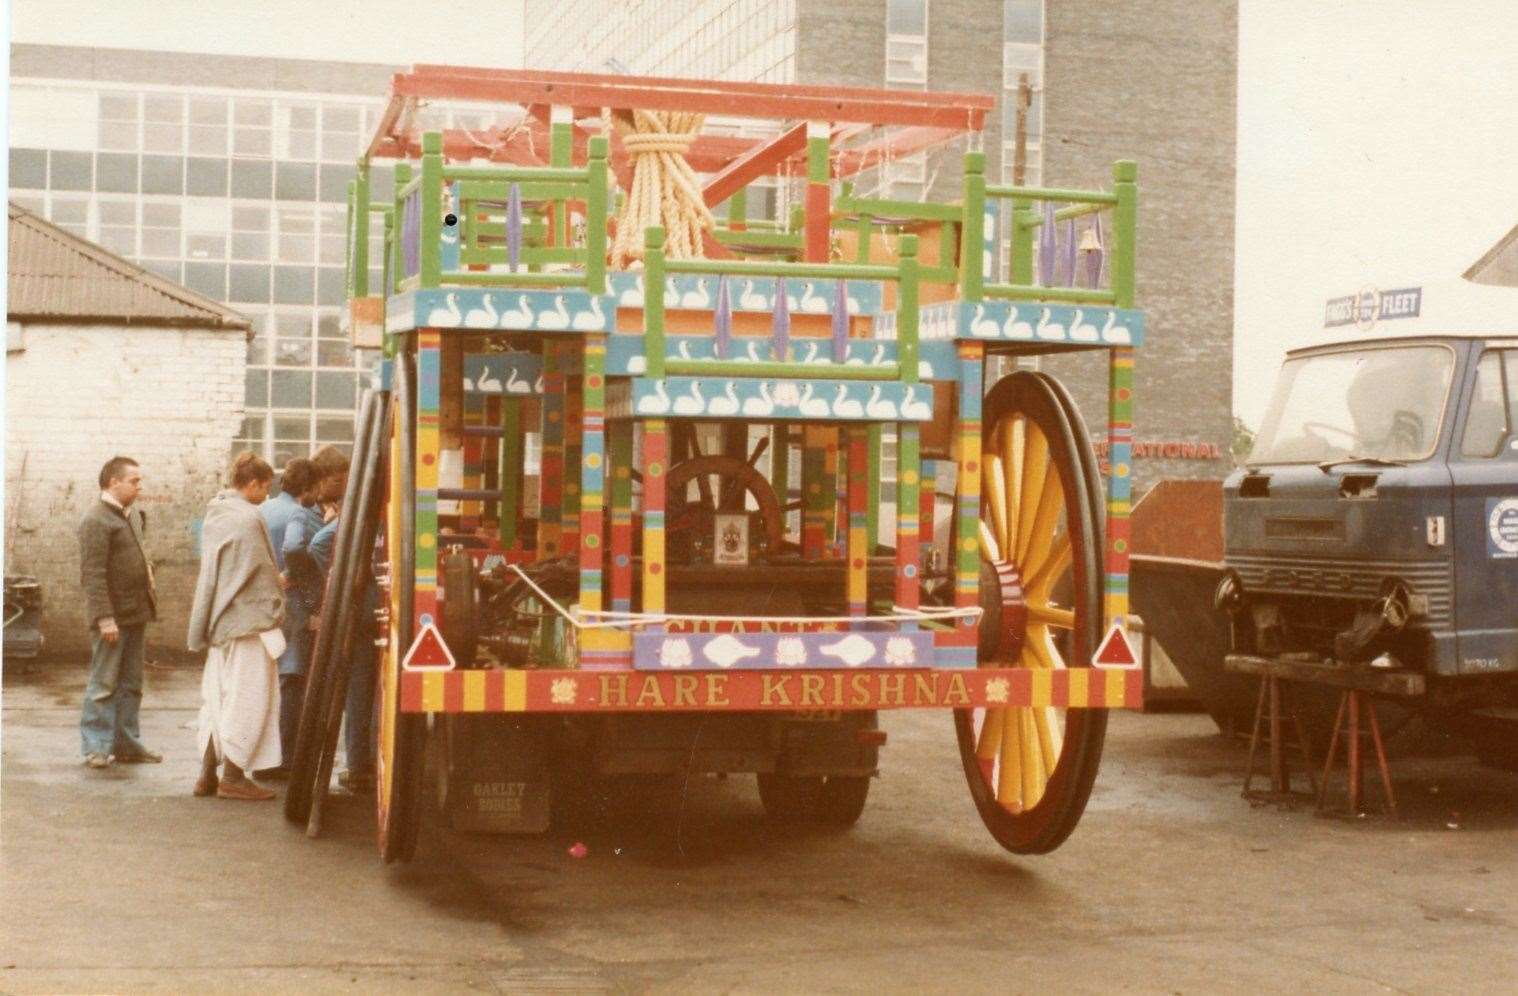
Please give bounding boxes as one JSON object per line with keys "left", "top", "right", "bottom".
{"left": 1325, "top": 287, "right": 1422, "bottom": 330}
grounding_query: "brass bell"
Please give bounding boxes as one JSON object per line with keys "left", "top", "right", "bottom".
{"left": 1077, "top": 226, "right": 1103, "bottom": 254}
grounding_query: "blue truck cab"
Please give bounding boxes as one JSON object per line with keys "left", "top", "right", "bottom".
{"left": 1222, "top": 335, "right": 1518, "bottom": 720}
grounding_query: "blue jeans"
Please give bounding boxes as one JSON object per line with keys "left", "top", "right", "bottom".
{"left": 80, "top": 623, "right": 149, "bottom": 757}
{"left": 344, "top": 628, "right": 376, "bottom": 774}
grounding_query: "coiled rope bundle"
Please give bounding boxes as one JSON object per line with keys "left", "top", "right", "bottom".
{"left": 609, "top": 108, "right": 714, "bottom": 266}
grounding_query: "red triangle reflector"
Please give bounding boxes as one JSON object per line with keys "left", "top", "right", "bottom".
{"left": 402, "top": 621, "right": 456, "bottom": 671}
{"left": 1092, "top": 623, "right": 1138, "bottom": 669}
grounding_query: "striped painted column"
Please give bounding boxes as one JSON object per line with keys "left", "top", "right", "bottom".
{"left": 954, "top": 343, "right": 985, "bottom": 634}
{"left": 538, "top": 343, "right": 564, "bottom": 560}
{"left": 415, "top": 329, "right": 442, "bottom": 625}
{"left": 894, "top": 423, "right": 921, "bottom": 624}
{"left": 801, "top": 425, "right": 831, "bottom": 558}
{"left": 461, "top": 392, "right": 484, "bottom": 526}
{"left": 577, "top": 336, "right": 607, "bottom": 613}
{"left": 608, "top": 420, "right": 635, "bottom": 613}
{"left": 561, "top": 358, "right": 584, "bottom": 558}
{"left": 1105, "top": 347, "right": 1135, "bottom": 631}
{"left": 641, "top": 419, "right": 669, "bottom": 620}
{"left": 846, "top": 426, "right": 870, "bottom": 622}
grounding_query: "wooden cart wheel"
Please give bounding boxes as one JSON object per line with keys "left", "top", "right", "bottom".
{"left": 665, "top": 455, "right": 785, "bottom": 563}
{"left": 953, "top": 371, "right": 1107, "bottom": 855}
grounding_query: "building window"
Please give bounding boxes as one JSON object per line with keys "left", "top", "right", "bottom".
{"left": 143, "top": 95, "right": 185, "bottom": 154}
{"left": 10, "top": 148, "right": 47, "bottom": 189}
{"left": 185, "top": 200, "right": 229, "bottom": 261}
{"left": 277, "top": 206, "right": 316, "bottom": 264}
{"left": 274, "top": 312, "right": 313, "bottom": 367}
{"left": 98, "top": 92, "right": 140, "bottom": 152}
{"left": 189, "top": 97, "right": 229, "bottom": 156}
{"left": 187, "top": 157, "right": 229, "bottom": 197}
{"left": 279, "top": 104, "right": 319, "bottom": 161}
{"left": 97, "top": 200, "right": 137, "bottom": 257}
{"left": 141, "top": 154, "right": 185, "bottom": 195}
{"left": 233, "top": 99, "right": 273, "bottom": 157}
{"left": 140, "top": 202, "right": 182, "bottom": 259}
{"left": 49, "top": 150, "right": 94, "bottom": 191}
{"left": 231, "top": 205, "right": 271, "bottom": 262}
{"left": 95, "top": 152, "right": 139, "bottom": 194}
{"left": 230, "top": 158, "right": 274, "bottom": 199}
{"left": 320, "top": 105, "right": 362, "bottom": 162}
{"left": 886, "top": 0, "right": 929, "bottom": 86}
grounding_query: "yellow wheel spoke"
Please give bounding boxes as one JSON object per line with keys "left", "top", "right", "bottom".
{"left": 1005, "top": 417, "right": 1024, "bottom": 556}
{"left": 1025, "top": 623, "right": 1056, "bottom": 671}
{"left": 1020, "top": 708, "right": 1045, "bottom": 805}
{"left": 1028, "top": 603, "right": 1074, "bottom": 629}
{"left": 1033, "top": 705, "right": 1060, "bottom": 778}
{"left": 978, "top": 708, "right": 1005, "bottom": 761}
{"left": 997, "top": 702, "right": 1024, "bottom": 811}
{"left": 986, "top": 454, "right": 1009, "bottom": 555}
{"left": 1025, "top": 534, "right": 1072, "bottom": 602}
{"left": 1021, "top": 459, "right": 1065, "bottom": 584}
{"left": 978, "top": 514, "right": 1002, "bottom": 565}
{"left": 1015, "top": 424, "right": 1049, "bottom": 565}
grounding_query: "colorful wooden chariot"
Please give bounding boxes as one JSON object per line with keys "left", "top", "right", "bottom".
{"left": 285, "top": 67, "right": 1145, "bottom": 863}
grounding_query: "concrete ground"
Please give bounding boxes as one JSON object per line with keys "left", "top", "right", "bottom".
{"left": 3, "top": 658, "right": 1516, "bottom": 994}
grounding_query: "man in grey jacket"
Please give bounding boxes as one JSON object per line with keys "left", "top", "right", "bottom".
{"left": 78, "top": 456, "right": 160, "bottom": 768}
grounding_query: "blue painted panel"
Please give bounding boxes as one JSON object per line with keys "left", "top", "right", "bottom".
{"left": 604, "top": 334, "right": 960, "bottom": 381}
{"left": 958, "top": 300, "right": 1145, "bottom": 346}
{"left": 463, "top": 351, "right": 543, "bottom": 395}
{"left": 388, "top": 289, "right": 615, "bottom": 333}
{"left": 606, "top": 272, "right": 883, "bottom": 316}
{"left": 634, "top": 630, "right": 936, "bottom": 671}
{"left": 613, "top": 377, "right": 935, "bottom": 422}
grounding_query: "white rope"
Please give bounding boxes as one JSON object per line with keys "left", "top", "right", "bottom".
{"left": 609, "top": 108, "right": 714, "bottom": 267}
{"left": 506, "top": 566, "right": 983, "bottom": 631}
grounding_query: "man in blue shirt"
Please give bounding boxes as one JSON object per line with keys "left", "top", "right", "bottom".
{"left": 258, "top": 458, "right": 320, "bottom": 776}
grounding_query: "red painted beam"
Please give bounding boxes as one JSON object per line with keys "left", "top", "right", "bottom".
{"left": 394, "top": 69, "right": 992, "bottom": 130}
{"left": 701, "top": 122, "right": 807, "bottom": 208}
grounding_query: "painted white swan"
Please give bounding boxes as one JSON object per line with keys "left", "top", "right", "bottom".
{"left": 537, "top": 295, "right": 571, "bottom": 330}
{"left": 900, "top": 385, "right": 932, "bottom": 421}
{"left": 475, "top": 368, "right": 504, "bottom": 393}
{"left": 865, "top": 383, "right": 898, "bottom": 420}
{"left": 504, "top": 368, "right": 531, "bottom": 394}
{"left": 741, "top": 382, "right": 774, "bottom": 417}
{"left": 636, "top": 380, "right": 671, "bottom": 414}
{"left": 571, "top": 296, "right": 605, "bottom": 331}
{"left": 969, "top": 302, "right": 1002, "bottom": 338}
{"left": 425, "top": 292, "right": 461, "bottom": 326}
{"left": 738, "top": 279, "right": 767, "bottom": 310}
{"left": 672, "top": 382, "right": 705, "bottom": 415}
{"left": 1006, "top": 307, "right": 1035, "bottom": 339}
{"left": 1101, "top": 311, "right": 1132, "bottom": 344}
{"left": 798, "top": 282, "right": 827, "bottom": 313}
{"left": 464, "top": 294, "right": 498, "bottom": 329}
{"left": 832, "top": 383, "right": 864, "bottom": 418}
{"left": 1069, "top": 308, "right": 1100, "bottom": 342}
{"left": 708, "top": 381, "right": 740, "bottom": 416}
{"left": 680, "top": 280, "right": 710, "bottom": 309}
{"left": 504, "top": 295, "right": 535, "bottom": 328}
{"left": 798, "top": 383, "right": 830, "bottom": 418}
{"left": 1035, "top": 307, "right": 1065, "bottom": 340}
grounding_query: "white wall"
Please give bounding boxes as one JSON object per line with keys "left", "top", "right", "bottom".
{"left": 5, "top": 322, "right": 246, "bottom": 659}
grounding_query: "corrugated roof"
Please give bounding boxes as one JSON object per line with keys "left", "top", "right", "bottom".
{"left": 1464, "top": 222, "right": 1518, "bottom": 289}
{"left": 7, "top": 202, "right": 251, "bottom": 331}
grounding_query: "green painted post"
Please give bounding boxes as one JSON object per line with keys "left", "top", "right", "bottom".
{"left": 959, "top": 152, "right": 986, "bottom": 302}
{"left": 727, "top": 188, "right": 747, "bottom": 231}
{"left": 353, "top": 164, "right": 370, "bottom": 296}
{"left": 550, "top": 113, "right": 571, "bottom": 248}
{"left": 499, "top": 398, "right": 522, "bottom": 549}
{"left": 585, "top": 136, "right": 609, "bottom": 293}
{"left": 381, "top": 209, "right": 396, "bottom": 357}
{"left": 392, "top": 162, "right": 412, "bottom": 291}
{"left": 419, "top": 133, "right": 443, "bottom": 289}
{"left": 345, "top": 181, "right": 357, "bottom": 299}
{"left": 1112, "top": 160, "right": 1138, "bottom": 309}
{"left": 897, "top": 234, "right": 919, "bottom": 385}
{"left": 1011, "top": 201, "right": 1035, "bottom": 286}
{"left": 644, "top": 227, "right": 667, "bottom": 379}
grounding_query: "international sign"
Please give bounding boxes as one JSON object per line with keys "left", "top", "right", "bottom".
{"left": 1324, "top": 286, "right": 1421, "bottom": 329}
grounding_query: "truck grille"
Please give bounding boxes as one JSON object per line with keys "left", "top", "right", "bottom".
{"left": 1227, "top": 554, "right": 1453, "bottom": 627}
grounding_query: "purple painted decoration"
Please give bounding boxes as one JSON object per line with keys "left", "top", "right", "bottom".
{"left": 506, "top": 182, "right": 523, "bottom": 272}
{"left": 1037, "top": 201, "right": 1057, "bottom": 286}
{"left": 830, "top": 279, "right": 849, "bottom": 361}
{"left": 1084, "top": 214, "right": 1105, "bottom": 288}
{"left": 1062, "top": 217, "right": 1078, "bottom": 287}
{"left": 402, "top": 192, "right": 420, "bottom": 277}
{"left": 713, "top": 276, "right": 732, "bottom": 358}
{"left": 772, "top": 276, "right": 791, "bottom": 360}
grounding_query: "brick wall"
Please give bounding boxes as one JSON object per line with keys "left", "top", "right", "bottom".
{"left": 1039, "top": 0, "right": 1239, "bottom": 495}
{"left": 5, "top": 322, "right": 246, "bottom": 660}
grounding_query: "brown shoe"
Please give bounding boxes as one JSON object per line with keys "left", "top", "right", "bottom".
{"left": 193, "top": 773, "right": 219, "bottom": 797}
{"left": 216, "top": 779, "right": 276, "bottom": 801}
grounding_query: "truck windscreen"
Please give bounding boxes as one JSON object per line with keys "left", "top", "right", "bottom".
{"left": 1247, "top": 344, "right": 1455, "bottom": 465}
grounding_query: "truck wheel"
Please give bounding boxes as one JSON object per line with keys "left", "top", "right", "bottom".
{"left": 756, "top": 773, "right": 871, "bottom": 827}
